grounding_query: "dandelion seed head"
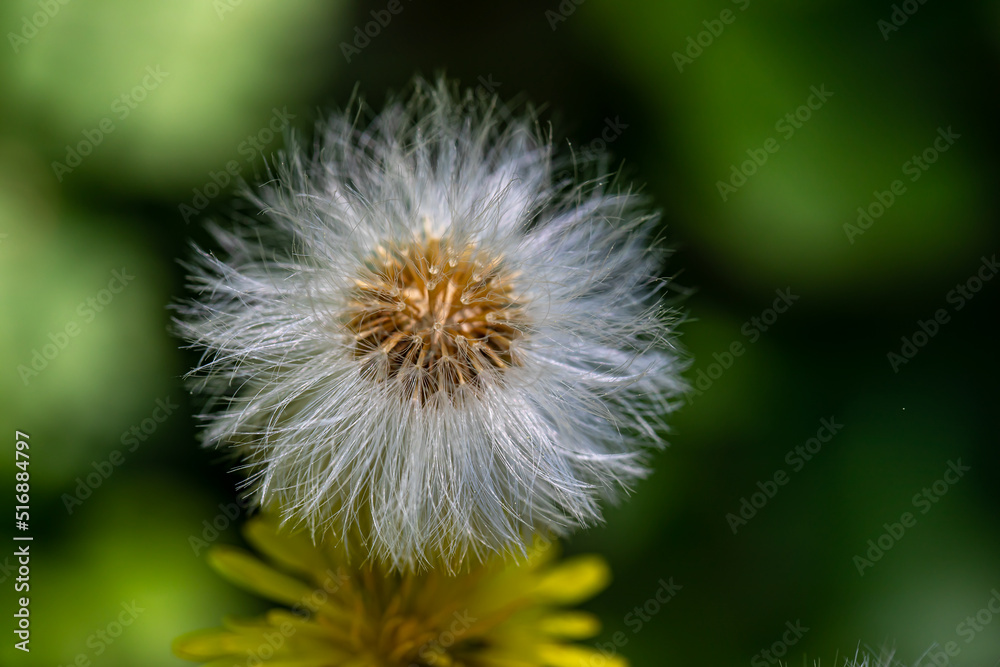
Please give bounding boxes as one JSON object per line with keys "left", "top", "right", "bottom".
{"left": 176, "top": 77, "right": 688, "bottom": 570}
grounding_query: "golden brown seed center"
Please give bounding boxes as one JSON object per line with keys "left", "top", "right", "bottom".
{"left": 345, "top": 237, "right": 524, "bottom": 401}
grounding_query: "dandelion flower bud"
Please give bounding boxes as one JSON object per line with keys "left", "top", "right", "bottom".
{"left": 176, "top": 77, "right": 687, "bottom": 570}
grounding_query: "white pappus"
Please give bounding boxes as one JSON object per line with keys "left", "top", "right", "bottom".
{"left": 176, "top": 77, "right": 688, "bottom": 571}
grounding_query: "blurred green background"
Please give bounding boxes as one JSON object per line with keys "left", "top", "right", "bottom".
{"left": 1, "top": 1, "right": 998, "bottom": 665}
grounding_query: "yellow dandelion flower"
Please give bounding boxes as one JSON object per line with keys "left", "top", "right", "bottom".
{"left": 174, "top": 515, "right": 627, "bottom": 667}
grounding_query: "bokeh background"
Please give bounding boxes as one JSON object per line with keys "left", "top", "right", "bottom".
{"left": 2, "top": 1, "right": 998, "bottom": 665}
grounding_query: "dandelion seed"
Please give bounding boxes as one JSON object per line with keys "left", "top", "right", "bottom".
{"left": 176, "top": 77, "right": 687, "bottom": 570}
{"left": 173, "top": 515, "right": 628, "bottom": 667}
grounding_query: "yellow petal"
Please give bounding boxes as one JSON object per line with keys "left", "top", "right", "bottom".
{"left": 538, "top": 643, "right": 629, "bottom": 667}
{"left": 264, "top": 609, "right": 355, "bottom": 643}
{"left": 202, "top": 658, "right": 329, "bottom": 667}
{"left": 208, "top": 546, "right": 318, "bottom": 607}
{"left": 524, "top": 534, "right": 562, "bottom": 568}
{"left": 265, "top": 608, "right": 318, "bottom": 629}
{"left": 539, "top": 612, "right": 601, "bottom": 639}
{"left": 533, "top": 555, "right": 610, "bottom": 604}
{"left": 244, "top": 516, "right": 330, "bottom": 581}
{"left": 172, "top": 629, "right": 237, "bottom": 660}
{"left": 181, "top": 625, "right": 300, "bottom": 656}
